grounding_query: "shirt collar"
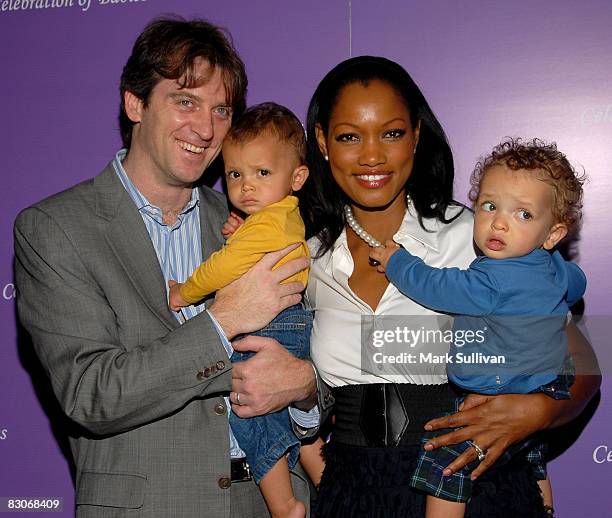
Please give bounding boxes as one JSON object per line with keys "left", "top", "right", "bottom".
{"left": 393, "top": 203, "right": 439, "bottom": 252}
{"left": 329, "top": 203, "right": 440, "bottom": 254}
{"left": 314, "top": 205, "right": 439, "bottom": 279}
{"left": 112, "top": 149, "right": 200, "bottom": 216}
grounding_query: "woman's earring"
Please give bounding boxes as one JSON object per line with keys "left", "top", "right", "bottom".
{"left": 324, "top": 155, "right": 329, "bottom": 161}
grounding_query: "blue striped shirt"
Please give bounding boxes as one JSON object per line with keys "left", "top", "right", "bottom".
{"left": 112, "top": 149, "right": 245, "bottom": 458}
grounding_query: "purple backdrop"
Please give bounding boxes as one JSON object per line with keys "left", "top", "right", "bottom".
{"left": 1, "top": 1, "right": 610, "bottom": 516}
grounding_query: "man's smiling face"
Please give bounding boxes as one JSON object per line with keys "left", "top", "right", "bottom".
{"left": 125, "top": 58, "right": 233, "bottom": 188}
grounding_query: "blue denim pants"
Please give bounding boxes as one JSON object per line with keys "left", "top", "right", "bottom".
{"left": 229, "top": 303, "right": 313, "bottom": 483}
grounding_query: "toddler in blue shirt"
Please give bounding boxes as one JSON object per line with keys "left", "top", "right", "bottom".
{"left": 370, "top": 138, "right": 586, "bottom": 518}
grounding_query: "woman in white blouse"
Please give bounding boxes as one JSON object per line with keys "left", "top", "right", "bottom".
{"left": 298, "top": 56, "right": 600, "bottom": 517}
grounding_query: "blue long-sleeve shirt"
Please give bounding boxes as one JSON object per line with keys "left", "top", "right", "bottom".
{"left": 386, "top": 248, "right": 586, "bottom": 394}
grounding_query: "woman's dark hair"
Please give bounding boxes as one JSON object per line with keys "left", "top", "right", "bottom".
{"left": 119, "top": 17, "right": 247, "bottom": 148}
{"left": 300, "top": 56, "right": 460, "bottom": 256}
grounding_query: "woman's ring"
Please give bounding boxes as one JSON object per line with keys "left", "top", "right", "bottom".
{"left": 467, "top": 440, "right": 487, "bottom": 461}
{"left": 236, "top": 392, "right": 242, "bottom": 406}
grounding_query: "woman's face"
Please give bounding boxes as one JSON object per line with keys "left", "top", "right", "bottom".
{"left": 316, "top": 79, "right": 419, "bottom": 210}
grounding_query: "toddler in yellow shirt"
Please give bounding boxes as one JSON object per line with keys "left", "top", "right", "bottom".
{"left": 169, "top": 103, "right": 323, "bottom": 518}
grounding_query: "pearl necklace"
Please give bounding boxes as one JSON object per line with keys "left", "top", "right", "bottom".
{"left": 344, "top": 205, "right": 383, "bottom": 247}
{"left": 344, "top": 196, "right": 411, "bottom": 266}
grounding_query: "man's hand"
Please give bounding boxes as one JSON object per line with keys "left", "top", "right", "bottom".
{"left": 168, "top": 280, "right": 189, "bottom": 311}
{"left": 369, "top": 240, "right": 401, "bottom": 273}
{"left": 229, "top": 335, "right": 317, "bottom": 418}
{"left": 221, "top": 212, "right": 245, "bottom": 239}
{"left": 208, "top": 243, "right": 308, "bottom": 339}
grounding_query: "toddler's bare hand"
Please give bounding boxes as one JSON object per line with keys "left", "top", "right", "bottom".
{"left": 168, "top": 280, "right": 188, "bottom": 311}
{"left": 368, "top": 240, "right": 400, "bottom": 273}
{"left": 221, "top": 212, "right": 245, "bottom": 238}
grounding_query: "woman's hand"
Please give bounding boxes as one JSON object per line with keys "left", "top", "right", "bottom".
{"left": 423, "top": 392, "right": 553, "bottom": 480}
{"left": 425, "top": 321, "right": 601, "bottom": 480}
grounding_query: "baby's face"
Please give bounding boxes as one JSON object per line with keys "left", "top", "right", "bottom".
{"left": 473, "top": 165, "right": 566, "bottom": 259}
{"left": 222, "top": 133, "right": 306, "bottom": 215}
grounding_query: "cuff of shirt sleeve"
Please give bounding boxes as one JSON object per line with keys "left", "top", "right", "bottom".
{"left": 289, "top": 361, "right": 321, "bottom": 430}
{"left": 206, "top": 309, "right": 233, "bottom": 358}
{"left": 289, "top": 405, "right": 320, "bottom": 430}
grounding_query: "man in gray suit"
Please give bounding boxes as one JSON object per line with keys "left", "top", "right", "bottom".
{"left": 14, "top": 18, "right": 325, "bottom": 517}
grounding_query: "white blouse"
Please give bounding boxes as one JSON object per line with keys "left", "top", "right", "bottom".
{"left": 307, "top": 204, "right": 476, "bottom": 387}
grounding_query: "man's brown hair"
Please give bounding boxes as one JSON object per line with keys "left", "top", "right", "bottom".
{"left": 119, "top": 17, "right": 247, "bottom": 148}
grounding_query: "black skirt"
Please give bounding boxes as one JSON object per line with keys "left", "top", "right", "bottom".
{"left": 314, "top": 384, "right": 548, "bottom": 518}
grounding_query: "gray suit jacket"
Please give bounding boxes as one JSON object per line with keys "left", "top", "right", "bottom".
{"left": 14, "top": 162, "right": 313, "bottom": 517}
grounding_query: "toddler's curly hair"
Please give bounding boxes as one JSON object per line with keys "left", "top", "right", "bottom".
{"left": 469, "top": 138, "right": 586, "bottom": 234}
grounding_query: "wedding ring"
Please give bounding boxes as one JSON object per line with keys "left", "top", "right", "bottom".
{"left": 467, "top": 440, "right": 487, "bottom": 461}
{"left": 236, "top": 392, "right": 242, "bottom": 406}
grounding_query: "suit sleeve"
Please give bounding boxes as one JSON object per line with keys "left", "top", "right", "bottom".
{"left": 385, "top": 248, "right": 499, "bottom": 316}
{"left": 14, "top": 207, "right": 231, "bottom": 436}
{"left": 180, "top": 216, "right": 286, "bottom": 303}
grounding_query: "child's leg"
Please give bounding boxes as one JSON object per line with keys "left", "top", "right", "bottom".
{"left": 411, "top": 397, "right": 475, "bottom": 505}
{"left": 425, "top": 495, "right": 465, "bottom": 518}
{"left": 258, "top": 456, "right": 306, "bottom": 518}
{"left": 524, "top": 442, "right": 553, "bottom": 512}
{"left": 232, "top": 305, "right": 312, "bottom": 517}
{"left": 299, "top": 437, "right": 326, "bottom": 487}
{"left": 538, "top": 476, "right": 554, "bottom": 512}
{"left": 229, "top": 304, "right": 312, "bottom": 477}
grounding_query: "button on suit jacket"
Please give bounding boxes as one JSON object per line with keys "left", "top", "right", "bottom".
{"left": 14, "top": 162, "right": 313, "bottom": 517}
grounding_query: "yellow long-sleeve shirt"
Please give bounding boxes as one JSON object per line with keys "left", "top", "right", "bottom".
{"left": 179, "top": 195, "right": 309, "bottom": 304}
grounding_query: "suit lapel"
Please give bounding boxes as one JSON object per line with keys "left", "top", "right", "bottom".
{"left": 196, "top": 186, "right": 229, "bottom": 306}
{"left": 95, "top": 164, "right": 179, "bottom": 331}
{"left": 198, "top": 186, "right": 227, "bottom": 262}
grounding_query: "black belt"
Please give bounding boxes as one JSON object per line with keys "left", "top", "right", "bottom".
{"left": 230, "top": 458, "right": 252, "bottom": 482}
{"left": 331, "top": 383, "right": 458, "bottom": 448}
